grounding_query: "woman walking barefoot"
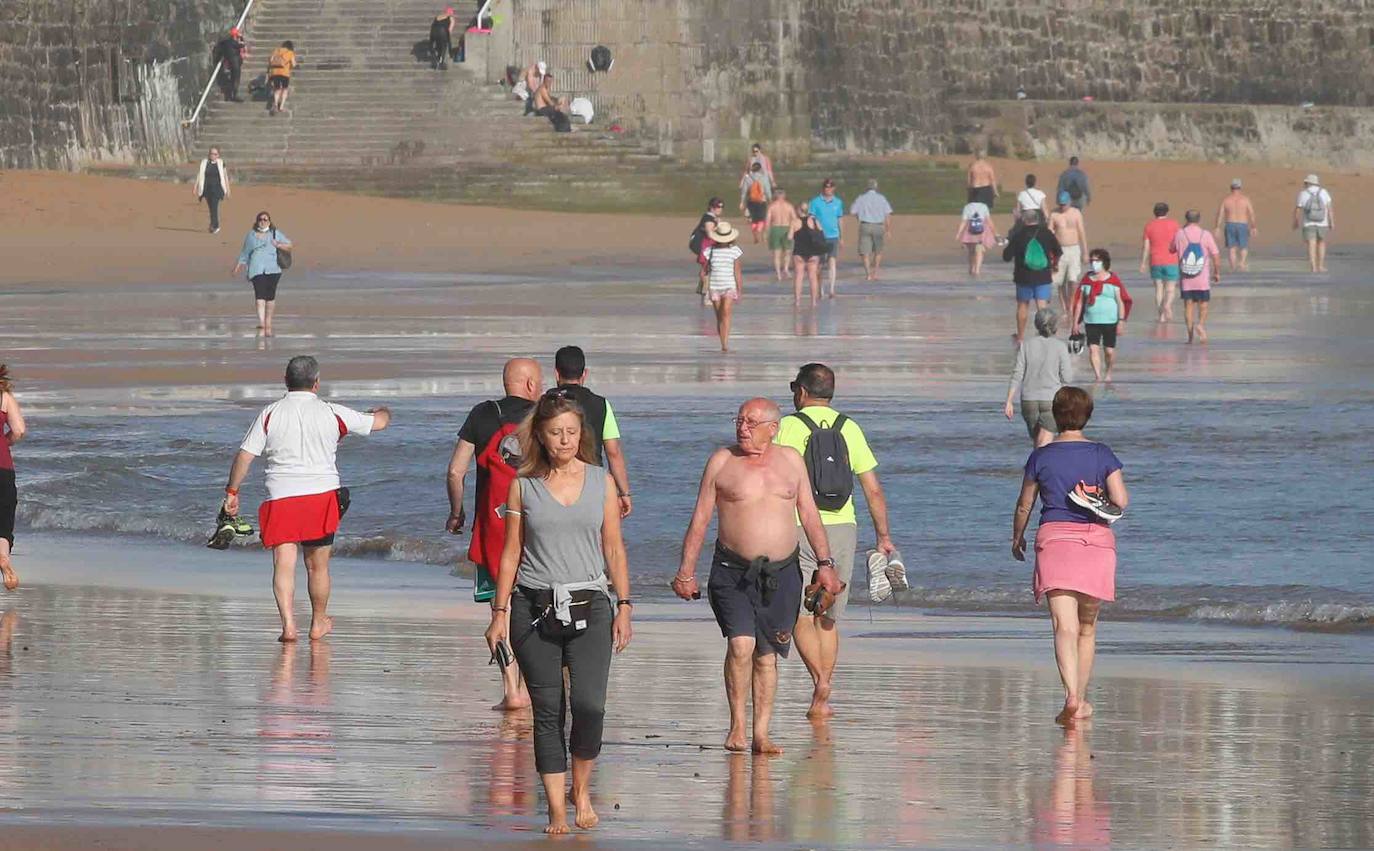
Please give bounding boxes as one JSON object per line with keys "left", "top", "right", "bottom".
{"left": 1011, "top": 386, "right": 1128, "bottom": 724}
{"left": 233, "top": 211, "right": 292, "bottom": 336}
{"left": 0, "top": 365, "right": 28, "bottom": 591}
{"left": 704, "top": 221, "right": 744, "bottom": 352}
{"left": 484, "top": 389, "right": 632, "bottom": 834}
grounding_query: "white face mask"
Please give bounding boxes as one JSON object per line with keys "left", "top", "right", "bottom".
{"left": 256, "top": 222, "right": 270, "bottom": 232}
{"left": 1090, "top": 260, "right": 1105, "bottom": 274}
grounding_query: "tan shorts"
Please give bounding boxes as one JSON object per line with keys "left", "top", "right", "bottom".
{"left": 858, "top": 222, "right": 886, "bottom": 256}
{"left": 798, "top": 522, "right": 858, "bottom": 621}
{"left": 1053, "top": 244, "right": 1083, "bottom": 288}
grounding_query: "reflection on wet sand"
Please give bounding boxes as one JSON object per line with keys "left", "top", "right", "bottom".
{"left": 1033, "top": 725, "right": 1111, "bottom": 846}
{"left": 257, "top": 643, "right": 336, "bottom": 805}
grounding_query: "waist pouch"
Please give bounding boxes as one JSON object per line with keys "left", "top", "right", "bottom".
{"left": 520, "top": 586, "right": 599, "bottom": 640}
{"left": 337, "top": 486, "right": 351, "bottom": 519}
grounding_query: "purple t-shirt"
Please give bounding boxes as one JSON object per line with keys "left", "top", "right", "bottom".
{"left": 1024, "top": 441, "right": 1123, "bottom": 525}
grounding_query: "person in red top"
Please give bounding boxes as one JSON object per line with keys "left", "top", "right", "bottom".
{"left": 1138, "top": 202, "right": 1181, "bottom": 323}
{"left": 0, "top": 365, "right": 28, "bottom": 592}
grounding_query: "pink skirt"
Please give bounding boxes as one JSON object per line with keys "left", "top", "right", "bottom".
{"left": 1033, "top": 521, "right": 1116, "bottom": 603}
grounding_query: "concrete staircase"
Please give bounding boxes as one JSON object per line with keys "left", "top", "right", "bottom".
{"left": 195, "top": 0, "right": 666, "bottom": 204}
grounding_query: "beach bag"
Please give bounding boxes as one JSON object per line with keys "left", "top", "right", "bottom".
{"left": 1303, "top": 189, "right": 1327, "bottom": 223}
{"left": 468, "top": 401, "right": 523, "bottom": 580}
{"left": 968, "top": 212, "right": 986, "bottom": 235}
{"left": 794, "top": 412, "right": 853, "bottom": 511}
{"left": 271, "top": 228, "right": 292, "bottom": 270}
{"left": 1065, "top": 176, "right": 1084, "bottom": 201}
{"left": 1023, "top": 233, "right": 1049, "bottom": 271}
{"left": 747, "top": 177, "right": 766, "bottom": 203}
{"left": 689, "top": 219, "right": 712, "bottom": 256}
{"left": 1179, "top": 230, "right": 1205, "bottom": 278}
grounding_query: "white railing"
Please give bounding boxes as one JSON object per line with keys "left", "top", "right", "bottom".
{"left": 182, "top": 0, "right": 258, "bottom": 128}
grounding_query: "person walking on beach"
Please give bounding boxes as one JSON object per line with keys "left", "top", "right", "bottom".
{"left": 1005, "top": 310, "right": 1072, "bottom": 448}
{"left": 967, "top": 150, "right": 999, "bottom": 209}
{"left": 1049, "top": 191, "right": 1087, "bottom": 313}
{"left": 790, "top": 205, "right": 827, "bottom": 305}
{"left": 673, "top": 398, "right": 841, "bottom": 753}
{"left": 1293, "top": 174, "right": 1334, "bottom": 273}
{"left": 956, "top": 196, "right": 998, "bottom": 277}
{"left": 1012, "top": 386, "right": 1129, "bottom": 725}
{"left": 743, "top": 142, "right": 776, "bottom": 185}
{"left": 808, "top": 179, "right": 844, "bottom": 298}
{"left": 1215, "top": 179, "right": 1257, "bottom": 272}
{"left": 1173, "top": 210, "right": 1221, "bottom": 344}
{"left": 194, "top": 147, "right": 230, "bottom": 234}
{"left": 266, "top": 41, "right": 297, "bottom": 115}
{"left": 1139, "top": 202, "right": 1180, "bottom": 323}
{"left": 211, "top": 28, "right": 245, "bottom": 102}
{"left": 690, "top": 197, "right": 724, "bottom": 301}
{"left": 1014, "top": 174, "right": 1050, "bottom": 229}
{"left": 765, "top": 188, "right": 798, "bottom": 281}
{"left": 850, "top": 179, "right": 893, "bottom": 282}
{"left": 1070, "top": 249, "right": 1132, "bottom": 382}
{"left": 483, "top": 389, "right": 633, "bottom": 835}
{"left": 554, "top": 346, "right": 632, "bottom": 517}
{"left": 705, "top": 222, "right": 744, "bottom": 352}
{"left": 447, "top": 357, "right": 542, "bottom": 710}
{"left": 1003, "top": 209, "right": 1061, "bottom": 345}
{"left": 776, "top": 364, "right": 897, "bottom": 718}
{"left": 232, "top": 211, "right": 292, "bottom": 336}
{"left": 1055, "top": 156, "right": 1091, "bottom": 210}
{"left": 429, "top": 7, "right": 457, "bottom": 69}
{"left": 0, "top": 366, "right": 27, "bottom": 592}
{"left": 223, "top": 356, "right": 391, "bottom": 642}
{"left": 739, "top": 163, "right": 773, "bottom": 245}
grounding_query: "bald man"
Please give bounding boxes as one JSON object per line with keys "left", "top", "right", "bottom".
{"left": 674, "top": 398, "right": 841, "bottom": 754}
{"left": 447, "top": 357, "right": 542, "bottom": 711}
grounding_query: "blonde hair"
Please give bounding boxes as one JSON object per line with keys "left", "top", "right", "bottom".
{"left": 516, "top": 390, "right": 598, "bottom": 478}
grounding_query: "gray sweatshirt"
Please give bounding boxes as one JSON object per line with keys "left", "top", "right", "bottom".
{"left": 1010, "top": 335, "right": 1072, "bottom": 401}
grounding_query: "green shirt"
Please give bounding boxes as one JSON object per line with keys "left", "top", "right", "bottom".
{"left": 775, "top": 405, "right": 877, "bottom": 525}
{"left": 602, "top": 401, "right": 620, "bottom": 441}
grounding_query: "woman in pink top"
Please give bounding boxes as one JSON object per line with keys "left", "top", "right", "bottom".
{"left": 0, "top": 364, "right": 28, "bottom": 591}
{"left": 1138, "top": 202, "right": 1181, "bottom": 322}
{"left": 1171, "top": 209, "right": 1222, "bottom": 344}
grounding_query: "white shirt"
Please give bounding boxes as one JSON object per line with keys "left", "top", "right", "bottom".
{"left": 240, "top": 391, "right": 375, "bottom": 500}
{"left": 961, "top": 201, "right": 991, "bottom": 221}
{"left": 707, "top": 244, "right": 743, "bottom": 291}
{"left": 1296, "top": 187, "right": 1332, "bottom": 227}
{"left": 1016, "top": 187, "right": 1047, "bottom": 212}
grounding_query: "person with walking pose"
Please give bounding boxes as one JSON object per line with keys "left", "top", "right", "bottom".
{"left": 194, "top": 147, "right": 230, "bottom": 234}
{"left": 0, "top": 365, "right": 27, "bottom": 592}
{"left": 233, "top": 211, "right": 292, "bottom": 337}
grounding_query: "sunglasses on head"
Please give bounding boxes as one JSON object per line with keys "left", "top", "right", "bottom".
{"left": 544, "top": 386, "right": 576, "bottom": 399}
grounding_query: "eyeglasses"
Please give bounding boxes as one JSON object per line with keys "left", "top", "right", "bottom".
{"left": 732, "top": 417, "right": 778, "bottom": 429}
{"left": 256, "top": 217, "right": 270, "bottom": 222}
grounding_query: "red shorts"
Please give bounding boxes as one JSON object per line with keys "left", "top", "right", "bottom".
{"left": 259, "top": 491, "right": 340, "bottom": 548}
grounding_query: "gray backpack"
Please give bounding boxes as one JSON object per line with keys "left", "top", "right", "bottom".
{"left": 1303, "top": 190, "right": 1327, "bottom": 223}
{"left": 794, "top": 411, "right": 853, "bottom": 511}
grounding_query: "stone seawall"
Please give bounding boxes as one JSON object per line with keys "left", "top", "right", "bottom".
{"left": 0, "top": 0, "right": 237, "bottom": 169}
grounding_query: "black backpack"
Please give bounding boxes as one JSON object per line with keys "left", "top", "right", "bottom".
{"left": 793, "top": 411, "right": 852, "bottom": 511}
{"left": 589, "top": 45, "right": 613, "bottom": 72}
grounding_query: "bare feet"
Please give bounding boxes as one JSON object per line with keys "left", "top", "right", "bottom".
{"left": 806, "top": 681, "right": 834, "bottom": 719}
{"left": 1197, "top": 326, "right": 1208, "bottom": 344}
{"left": 492, "top": 691, "right": 532, "bottom": 712}
{"left": 1056, "top": 696, "right": 1081, "bottom": 726}
{"left": 724, "top": 728, "right": 749, "bottom": 752}
{"left": 0, "top": 558, "right": 18, "bottom": 592}
{"left": 545, "top": 817, "right": 570, "bottom": 835}
{"left": 308, "top": 615, "right": 333, "bottom": 640}
{"left": 277, "top": 629, "right": 299, "bottom": 643}
{"left": 572, "top": 789, "right": 599, "bottom": 829}
{"left": 1073, "top": 701, "right": 1094, "bottom": 720}
{"left": 752, "top": 737, "right": 784, "bottom": 755}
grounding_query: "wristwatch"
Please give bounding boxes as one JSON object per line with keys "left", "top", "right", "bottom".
{"left": 816, "top": 558, "right": 835, "bottom": 569}
{"left": 616, "top": 599, "right": 634, "bottom": 608}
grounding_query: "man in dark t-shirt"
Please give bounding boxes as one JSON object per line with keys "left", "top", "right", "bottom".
{"left": 554, "top": 345, "right": 632, "bottom": 517}
{"left": 445, "top": 356, "right": 541, "bottom": 711}
{"left": 212, "top": 29, "right": 245, "bottom": 102}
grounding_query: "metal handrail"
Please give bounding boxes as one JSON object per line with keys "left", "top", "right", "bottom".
{"left": 182, "top": 0, "right": 257, "bottom": 128}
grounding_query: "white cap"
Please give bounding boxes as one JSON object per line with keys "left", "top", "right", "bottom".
{"left": 537, "top": 60, "right": 547, "bottom": 74}
{"left": 1304, "top": 173, "right": 1320, "bottom": 186}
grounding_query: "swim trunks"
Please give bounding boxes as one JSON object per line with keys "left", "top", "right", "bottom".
{"left": 1085, "top": 322, "right": 1118, "bottom": 348}
{"left": 707, "top": 540, "right": 803, "bottom": 657}
{"left": 1016, "top": 283, "right": 1053, "bottom": 304}
{"left": 768, "top": 225, "right": 791, "bottom": 251}
{"left": 824, "top": 237, "right": 840, "bottom": 260}
{"left": 259, "top": 489, "right": 340, "bottom": 548}
{"left": 857, "top": 222, "right": 885, "bottom": 257}
{"left": 269, "top": 74, "right": 290, "bottom": 90}
{"left": 1149, "top": 264, "right": 1180, "bottom": 282}
{"left": 746, "top": 200, "right": 767, "bottom": 224}
{"left": 1224, "top": 222, "right": 1250, "bottom": 248}
{"left": 1180, "top": 289, "right": 1211, "bottom": 302}
{"left": 1053, "top": 244, "right": 1083, "bottom": 288}
{"left": 968, "top": 185, "right": 995, "bottom": 208}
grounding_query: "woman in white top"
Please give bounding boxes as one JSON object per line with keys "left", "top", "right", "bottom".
{"left": 1014, "top": 173, "right": 1049, "bottom": 231}
{"left": 956, "top": 200, "right": 999, "bottom": 277}
{"left": 705, "top": 221, "right": 744, "bottom": 353}
{"left": 194, "top": 147, "right": 230, "bottom": 234}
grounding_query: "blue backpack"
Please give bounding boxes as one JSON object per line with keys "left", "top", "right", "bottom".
{"left": 1179, "top": 228, "right": 1206, "bottom": 278}
{"left": 968, "top": 212, "right": 986, "bottom": 235}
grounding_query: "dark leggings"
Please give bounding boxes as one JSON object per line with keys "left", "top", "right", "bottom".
{"left": 205, "top": 194, "right": 222, "bottom": 230}
{"left": 511, "top": 589, "right": 613, "bottom": 774}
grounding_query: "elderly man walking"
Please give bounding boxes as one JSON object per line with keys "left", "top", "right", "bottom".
{"left": 850, "top": 179, "right": 894, "bottom": 282}
{"left": 223, "top": 356, "right": 391, "bottom": 642}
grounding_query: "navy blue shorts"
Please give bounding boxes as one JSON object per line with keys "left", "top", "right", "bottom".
{"left": 707, "top": 541, "right": 803, "bottom": 657}
{"left": 1181, "top": 289, "right": 1211, "bottom": 303}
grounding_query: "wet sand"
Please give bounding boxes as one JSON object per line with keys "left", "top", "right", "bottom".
{"left": 0, "top": 536, "right": 1370, "bottom": 848}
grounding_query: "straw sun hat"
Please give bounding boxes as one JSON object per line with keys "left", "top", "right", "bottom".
{"left": 712, "top": 221, "right": 740, "bottom": 244}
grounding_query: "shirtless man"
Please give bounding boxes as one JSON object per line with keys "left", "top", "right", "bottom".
{"left": 765, "top": 188, "right": 799, "bottom": 281}
{"left": 673, "top": 398, "right": 841, "bottom": 754}
{"left": 1215, "top": 179, "right": 1258, "bottom": 272}
{"left": 1049, "top": 191, "right": 1088, "bottom": 313}
{"left": 967, "top": 151, "right": 999, "bottom": 210}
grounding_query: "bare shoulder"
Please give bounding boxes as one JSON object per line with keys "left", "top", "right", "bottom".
{"left": 706, "top": 446, "right": 735, "bottom": 471}
{"left": 773, "top": 444, "right": 805, "bottom": 470}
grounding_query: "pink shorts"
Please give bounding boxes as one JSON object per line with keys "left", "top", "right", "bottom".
{"left": 1033, "top": 521, "right": 1116, "bottom": 603}
{"left": 709, "top": 288, "right": 738, "bottom": 303}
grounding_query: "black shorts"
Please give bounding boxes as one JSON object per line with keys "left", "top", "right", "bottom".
{"left": 1181, "top": 289, "right": 1211, "bottom": 303}
{"left": 968, "top": 185, "right": 995, "bottom": 208}
{"left": 0, "top": 468, "right": 15, "bottom": 547}
{"left": 707, "top": 540, "right": 803, "bottom": 657}
{"left": 251, "top": 273, "right": 281, "bottom": 301}
{"left": 746, "top": 200, "right": 767, "bottom": 223}
{"left": 300, "top": 532, "right": 335, "bottom": 548}
{"left": 269, "top": 75, "right": 290, "bottom": 90}
{"left": 1085, "top": 323, "right": 1118, "bottom": 348}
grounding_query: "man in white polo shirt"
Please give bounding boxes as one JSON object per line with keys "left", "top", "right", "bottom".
{"left": 223, "top": 356, "right": 391, "bottom": 642}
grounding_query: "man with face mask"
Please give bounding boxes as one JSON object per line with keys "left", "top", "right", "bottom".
{"left": 673, "top": 398, "right": 840, "bottom": 754}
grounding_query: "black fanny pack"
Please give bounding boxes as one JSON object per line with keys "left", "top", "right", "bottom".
{"left": 336, "top": 486, "right": 350, "bottom": 518}
{"left": 520, "top": 586, "right": 600, "bottom": 639}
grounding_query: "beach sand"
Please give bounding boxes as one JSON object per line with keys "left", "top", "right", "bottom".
{"left": 0, "top": 536, "right": 1370, "bottom": 849}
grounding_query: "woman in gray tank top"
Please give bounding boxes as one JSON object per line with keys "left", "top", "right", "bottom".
{"left": 484, "top": 388, "right": 632, "bottom": 835}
